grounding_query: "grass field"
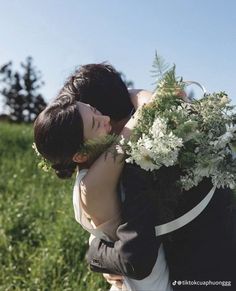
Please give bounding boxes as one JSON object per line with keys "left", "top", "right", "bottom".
{"left": 0, "top": 122, "right": 108, "bottom": 290}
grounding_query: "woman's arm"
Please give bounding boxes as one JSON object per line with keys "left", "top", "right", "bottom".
{"left": 86, "top": 164, "right": 160, "bottom": 279}
{"left": 80, "top": 108, "right": 140, "bottom": 226}
{"left": 129, "top": 89, "right": 154, "bottom": 110}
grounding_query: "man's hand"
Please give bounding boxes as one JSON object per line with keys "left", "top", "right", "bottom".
{"left": 103, "top": 273, "right": 124, "bottom": 289}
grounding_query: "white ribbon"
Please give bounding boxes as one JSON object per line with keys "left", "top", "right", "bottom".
{"left": 183, "top": 80, "right": 207, "bottom": 95}
{"left": 155, "top": 186, "right": 216, "bottom": 236}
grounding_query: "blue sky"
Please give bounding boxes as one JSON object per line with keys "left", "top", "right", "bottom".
{"left": 0, "top": 0, "right": 236, "bottom": 112}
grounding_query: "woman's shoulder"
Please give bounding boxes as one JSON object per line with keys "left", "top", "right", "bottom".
{"left": 75, "top": 168, "right": 88, "bottom": 183}
{"left": 72, "top": 168, "right": 109, "bottom": 240}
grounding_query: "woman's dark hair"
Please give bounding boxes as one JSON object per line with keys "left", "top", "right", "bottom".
{"left": 34, "top": 95, "right": 84, "bottom": 179}
{"left": 34, "top": 62, "right": 132, "bottom": 178}
{"left": 59, "top": 63, "right": 133, "bottom": 121}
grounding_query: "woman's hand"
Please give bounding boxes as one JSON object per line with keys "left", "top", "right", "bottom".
{"left": 129, "top": 89, "right": 154, "bottom": 110}
{"left": 103, "top": 273, "right": 124, "bottom": 289}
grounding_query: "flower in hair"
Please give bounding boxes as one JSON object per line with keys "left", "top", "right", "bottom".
{"left": 32, "top": 143, "right": 51, "bottom": 172}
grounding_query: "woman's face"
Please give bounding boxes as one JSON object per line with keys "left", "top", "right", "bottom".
{"left": 77, "top": 101, "right": 112, "bottom": 141}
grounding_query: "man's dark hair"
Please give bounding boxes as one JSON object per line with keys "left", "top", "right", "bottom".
{"left": 59, "top": 63, "right": 134, "bottom": 121}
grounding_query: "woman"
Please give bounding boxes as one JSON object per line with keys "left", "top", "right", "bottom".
{"left": 34, "top": 86, "right": 173, "bottom": 290}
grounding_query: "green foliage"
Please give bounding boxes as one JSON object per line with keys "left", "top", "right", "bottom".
{"left": 130, "top": 58, "right": 187, "bottom": 142}
{"left": 151, "top": 52, "right": 170, "bottom": 81}
{"left": 80, "top": 134, "right": 119, "bottom": 164}
{"left": 0, "top": 122, "right": 108, "bottom": 290}
{"left": 131, "top": 103, "right": 158, "bottom": 140}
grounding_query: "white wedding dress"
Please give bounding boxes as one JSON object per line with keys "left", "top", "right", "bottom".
{"left": 73, "top": 169, "right": 173, "bottom": 291}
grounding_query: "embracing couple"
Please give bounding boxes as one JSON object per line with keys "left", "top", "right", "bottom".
{"left": 34, "top": 63, "right": 236, "bottom": 290}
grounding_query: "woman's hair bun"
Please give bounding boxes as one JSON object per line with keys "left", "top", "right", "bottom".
{"left": 51, "top": 163, "right": 76, "bottom": 179}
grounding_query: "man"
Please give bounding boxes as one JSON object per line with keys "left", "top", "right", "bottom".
{"left": 63, "top": 63, "right": 236, "bottom": 290}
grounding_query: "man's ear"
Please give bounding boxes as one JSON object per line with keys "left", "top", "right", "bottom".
{"left": 73, "top": 152, "right": 88, "bottom": 164}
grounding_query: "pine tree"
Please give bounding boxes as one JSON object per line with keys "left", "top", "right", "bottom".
{"left": 0, "top": 57, "right": 47, "bottom": 122}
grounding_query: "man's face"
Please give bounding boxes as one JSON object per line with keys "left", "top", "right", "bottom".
{"left": 77, "top": 101, "right": 112, "bottom": 141}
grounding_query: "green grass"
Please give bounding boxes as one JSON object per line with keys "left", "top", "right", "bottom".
{"left": 0, "top": 122, "right": 108, "bottom": 291}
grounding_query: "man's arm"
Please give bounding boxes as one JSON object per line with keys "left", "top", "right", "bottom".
{"left": 86, "top": 164, "right": 160, "bottom": 280}
{"left": 129, "top": 89, "right": 154, "bottom": 110}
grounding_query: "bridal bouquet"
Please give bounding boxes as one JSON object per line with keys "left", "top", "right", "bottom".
{"left": 116, "top": 57, "right": 236, "bottom": 191}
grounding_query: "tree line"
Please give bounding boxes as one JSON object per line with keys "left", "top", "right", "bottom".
{"left": 0, "top": 57, "right": 47, "bottom": 123}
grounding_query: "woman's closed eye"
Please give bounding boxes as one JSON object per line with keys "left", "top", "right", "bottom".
{"left": 96, "top": 120, "right": 101, "bottom": 130}
{"left": 90, "top": 107, "right": 97, "bottom": 129}
{"left": 90, "top": 106, "right": 102, "bottom": 131}
{"left": 91, "top": 116, "right": 100, "bottom": 130}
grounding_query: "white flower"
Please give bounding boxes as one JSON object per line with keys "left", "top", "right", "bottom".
{"left": 32, "top": 142, "right": 41, "bottom": 157}
{"left": 150, "top": 117, "right": 167, "bottom": 139}
{"left": 151, "top": 131, "right": 183, "bottom": 166}
{"left": 116, "top": 144, "right": 124, "bottom": 154}
{"left": 126, "top": 123, "right": 183, "bottom": 171}
{"left": 226, "top": 123, "right": 236, "bottom": 133}
{"left": 219, "top": 94, "right": 230, "bottom": 106}
{"left": 210, "top": 124, "right": 236, "bottom": 150}
{"left": 134, "top": 155, "right": 159, "bottom": 171}
{"left": 119, "top": 136, "right": 126, "bottom": 145}
{"left": 126, "top": 135, "right": 160, "bottom": 171}
{"left": 211, "top": 170, "right": 236, "bottom": 189}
